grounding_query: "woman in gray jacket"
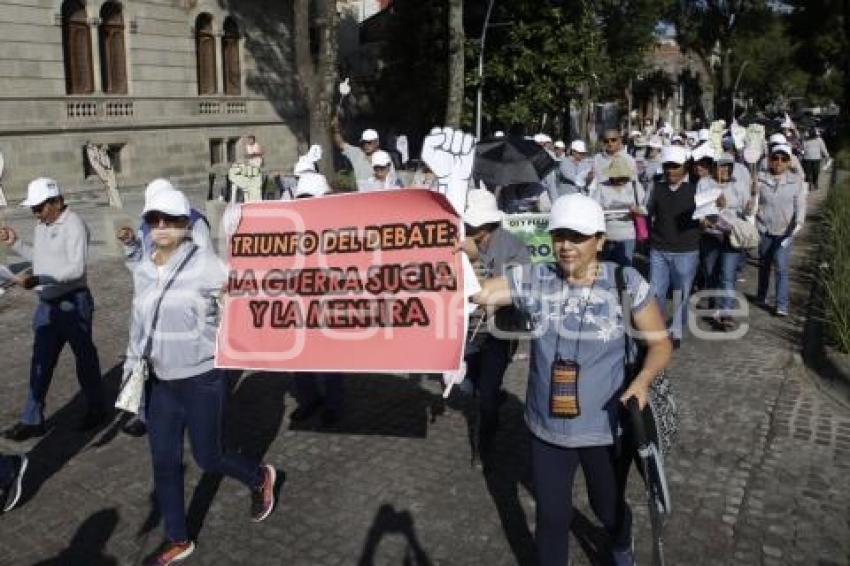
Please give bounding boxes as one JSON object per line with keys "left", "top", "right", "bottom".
{"left": 125, "top": 187, "right": 276, "bottom": 566}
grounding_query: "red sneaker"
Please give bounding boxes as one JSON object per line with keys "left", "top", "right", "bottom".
{"left": 144, "top": 540, "right": 195, "bottom": 566}
{"left": 251, "top": 464, "right": 277, "bottom": 522}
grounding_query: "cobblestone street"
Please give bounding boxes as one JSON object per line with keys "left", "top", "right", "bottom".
{"left": 0, "top": 188, "right": 848, "bottom": 566}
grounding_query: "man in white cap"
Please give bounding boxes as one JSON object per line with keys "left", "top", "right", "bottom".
{"left": 332, "top": 117, "right": 383, "bottom": 184}
{"left": 461, "top": 188, "right": 529, "bottom": 466}
{"left": 360, "top": 150, "right": 404, "bottom": 192}
{"left": 553, "top": 141, "right": 567, "bottom": 160}
{"left": 0, "top": 178, "right": 106, "bottom": 440}
{"left": 592, "top": 129, "right": 636, "bottom": 186}
{"left": 646, "top": 146, "right": 701, "bottom": 347}
{"left": 559, "top": 140, "right": 592, "bottom": 195}
{"left": 641, "top": 136, "right": 664, "bottom": 184}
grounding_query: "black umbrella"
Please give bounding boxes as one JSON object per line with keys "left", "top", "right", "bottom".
{"left": 474, "top": 137, "right": 558, "bottom": 188}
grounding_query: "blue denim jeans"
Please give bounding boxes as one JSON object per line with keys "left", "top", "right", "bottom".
{"left": 22, "top": 289, "right": 104, "bottom": 425}
{"left": 466, "top": 336, "right": 513, "bottom": 430}
{"left": 758, "top": 235, "right": 792, "bottom": 312}
{"left": 718, "top": 249, "right": 746, "bottom": 313}
{"left": 700, "top": 234, "right": 723, "bottom": 291}
{"left": 146, "top": 369, "right": 263, "bottom": 542}
{"left": 649, "top": 249, "right": 700, "bottom": 340}
{"left": 603, "top": 239, "right": 636, "bottom": 269}
{"left": 531, "top": 435, "right": 632, "bottom": 566}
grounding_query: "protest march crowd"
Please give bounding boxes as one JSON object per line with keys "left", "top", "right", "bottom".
{"left": 0, "top": 111, "right": 829, "bottom": 565}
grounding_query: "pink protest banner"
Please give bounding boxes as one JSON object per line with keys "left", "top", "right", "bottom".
{"left": 216, "top": 189, "right": 466, "bottom": 372}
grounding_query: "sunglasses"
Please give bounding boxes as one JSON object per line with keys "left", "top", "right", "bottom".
{"left": 769, "top": 154, "right": 790, "bottom": 163}
{"left": 373, "top": 165, "right": 389, "bottom": 171}
{"left": 144, "top": 211, "right": 185, "bottom": 226}
{"left": 551, "top": 229, "right": 595, "bottom": 244}
{"left": 603, "top": 137, "right": 620, "bottom": 143}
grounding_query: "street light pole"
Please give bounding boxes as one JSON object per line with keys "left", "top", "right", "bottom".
{"left": 731, "top": 60, "right": 750, "bottom": 119}
{"left": 476, "top": 0, "right": 496, "bottom": 140}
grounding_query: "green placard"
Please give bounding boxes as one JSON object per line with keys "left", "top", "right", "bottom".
{"left": 502, "top": 213, "right": 553, "bottom": 263}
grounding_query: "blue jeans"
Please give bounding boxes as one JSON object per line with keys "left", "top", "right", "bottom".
{"left": 146, "top": 369, "right": 263, "bottom": 542}
{"left": 758, "top": 235, "right": 792, "bottom": 312}
{"left": 700, "top": 234, "right": 723, "bottom": 291}
{"left": 531, "top": 435, "right": 632, "bottom": 566}
{"left": 649, "top": 249, "right": 700, "bottom": 340}
{"left": 603, "top": 239, "right": 636, "bottom": 268}
{"left": 22, "top": 289, "right": 104, "bottom": 425}
{"left": 719, "top": 249, "right": 745, "bottom": 313}
{"left": 294, "top": 373, "right": 345, "bottom": 411}
{"left": 465, "top": 336, "right": 513, "bottom": 431}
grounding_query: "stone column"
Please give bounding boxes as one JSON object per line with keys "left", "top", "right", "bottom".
{"left": 215, "top": 31, "right": 224, "bottom": 95}
{"left": 89, "top": 17, "right": 102, "bottom": 93}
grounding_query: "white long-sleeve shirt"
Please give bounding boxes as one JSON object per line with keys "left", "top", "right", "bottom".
{"left": 12, "top": 208, "right": 89, "bottom": 300}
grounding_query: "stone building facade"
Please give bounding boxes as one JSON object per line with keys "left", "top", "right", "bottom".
{"left": 0, "top": 0, "right": 304, "bottom": 200}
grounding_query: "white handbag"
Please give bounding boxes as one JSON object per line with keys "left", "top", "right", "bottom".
{"left": 115, "top": 359, "right": 150, "bottom": 414}
{"left": 115, "top": 246, "right": 198, "bottom": 414}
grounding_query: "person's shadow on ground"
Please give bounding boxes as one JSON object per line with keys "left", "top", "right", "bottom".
{"left": 32, "top": 508, "right": 119, "bottom": 566}
{"left": 357, "top": 503, "right": 433, "bottom": 566}
{"left": 448, "top": 386, "right": 616, "bottom": 566}
{"left": 20, "top": 362, "right": 124, "bottom": 505}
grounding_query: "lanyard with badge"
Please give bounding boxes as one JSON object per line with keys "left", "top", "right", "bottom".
{"left": 550, "top": 276, "right": 595, "bottom": 419}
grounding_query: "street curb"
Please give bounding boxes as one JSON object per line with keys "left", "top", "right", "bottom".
{"left": 800, "top": 169, "right": 850, "bottom": 408}
{"left": 790, "top": 352, "right": 850, "bottom": 411}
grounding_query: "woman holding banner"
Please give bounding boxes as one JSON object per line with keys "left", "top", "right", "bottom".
{"left": 469, "top": 194, "right": 672, "bottom": 566}
{"left": 125, "top": 187, "right": 276, "bottom": 566}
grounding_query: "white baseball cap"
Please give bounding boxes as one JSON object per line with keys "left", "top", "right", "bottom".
{"left": 554, "top": 140, "right": 566, "bottom": 149}
{"left": 295, "top": 173, "right": 331, "bottom": 198}
{"left": 464, "top": 189, "right": 503, "bottom": 228}
{"left": 142, "top": 188, "right": 190, "bottom": 217}
{"left": 548, "top": 194, "right": 606, "bottom": 235}
{"left": 570, "top": 140, "right": 588, "bottom": 153}
{"left": 21, "top": 177, "right": 61, "bottom": 207}
{"left": 648, "top": 136, "right": 664, "bottom": 149}
{"left": 661, "top": 145, "right": 689, "bottom": 165}
{"left": 371, "top": 150, "right": 393, "bottom": 167}
{"left": 493, "top": 130, "right": 506, "bottom": 138}
{"left": 769, "top": 144, "right": 793, "bottom": 157}
{"left": 360, "top": 129, "right": 379, "bottom": 142}
{"left": 533, "top": 133, "right": 547, "bottom": 144}
{"left": 145, "top": 178, "right": 175, "bottom": 202}
{"left": 768, "top": 133, "right": 787, "bottom": 146}
{"left": 691, "top": 143, "right": 716, "bottom": 162}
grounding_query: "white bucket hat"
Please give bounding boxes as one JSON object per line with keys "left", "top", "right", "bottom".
{"left": 295, "top": 173, "right": 331, "bottom": 198}
{"left": 464, "top": 189, "right": 503, "bottom": 228}
{"left": 548, "top": 194, "right": 606, "bottom": 235}
{"left": 142, "top": 188, "right": 190, "bottom": 217}
{"left": 21, "top": 177, "right": 61, "bottom": 207}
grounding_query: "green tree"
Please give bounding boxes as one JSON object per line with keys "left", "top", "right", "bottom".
{"left": 668, "top": 0, "right": 777, "bottom": 119}
{"left": 785, "top": 0, "right": 848, "bottom": 107}
{"left": 471, "top": 0, "right": 608, "bottom": 136}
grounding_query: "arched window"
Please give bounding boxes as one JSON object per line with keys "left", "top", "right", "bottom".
{"left": 62, "top": 0, "right": 94, "bottom": 94}
{"left": 222, "top": 18, "right": 241, "bottom": 95}
{"left": 195, "top": 13, "right": 217, "bottom": 95}
{"left": 99, "top": 2, "right": 127, "bottom": 94}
